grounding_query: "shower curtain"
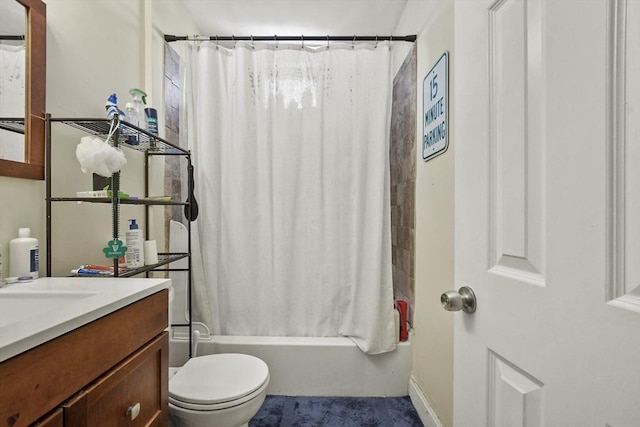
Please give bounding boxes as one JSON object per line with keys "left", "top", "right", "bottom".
{"left": 186, "top": 41, "right": 396, "bottom": 354}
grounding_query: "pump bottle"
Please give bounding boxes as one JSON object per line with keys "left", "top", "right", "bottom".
{"left": 125, "top": 219, "right": 145, "bottom": 269}
{"left": 9, "top": 228, "right": 39, "bottom": 278}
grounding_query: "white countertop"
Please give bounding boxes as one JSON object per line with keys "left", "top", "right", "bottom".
{"left": 0, "top": 277, "right": 170, "bottom": 362}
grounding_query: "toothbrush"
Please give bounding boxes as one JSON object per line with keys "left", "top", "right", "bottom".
{"left": 71, "top": 268, "right": 113, "bottom": 276}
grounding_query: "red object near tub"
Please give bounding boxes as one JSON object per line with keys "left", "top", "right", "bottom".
{"left": 396, "top": 300, "right": 408, "bottom": 342}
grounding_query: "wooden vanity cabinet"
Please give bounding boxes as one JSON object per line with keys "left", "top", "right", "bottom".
{"left": 31, "top": 410, "right": 63, "bottom": 427}
{"left": 62, "top": 332, "right": 167, "bottom": 426}
{"left": 0, "top": 289, "right": 168, "bottom": 427}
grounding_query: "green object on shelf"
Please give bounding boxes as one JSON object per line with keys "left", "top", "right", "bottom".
{"left": 101, "top": 185, "right": 132, "bottom": 199}
{"left": 113, "top": 190, "right": 131, "bottom": 199}
{"left": 103, "top": 239, "right": 127, "bottom": 259}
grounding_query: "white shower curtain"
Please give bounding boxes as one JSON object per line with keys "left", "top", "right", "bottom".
{"left": 186, "top": 42, "right": 395, "bottom": 354}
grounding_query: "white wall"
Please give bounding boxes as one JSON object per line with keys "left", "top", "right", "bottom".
{"left": 0, "top": 0, "right": 199, "bottom": 279}
{"left": 0, "top": 177, "right": 45, "bottom": 278}
{"left": 394, "top": 1, "right": 454, "bottom": 426}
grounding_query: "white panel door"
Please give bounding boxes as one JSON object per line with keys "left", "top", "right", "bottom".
{"left": 452, "top": 0, "right": 640, "bottom": 426}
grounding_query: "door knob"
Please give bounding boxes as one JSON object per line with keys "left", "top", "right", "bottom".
{"left": 441, "top": 286, "right": 477, "bottom": 313}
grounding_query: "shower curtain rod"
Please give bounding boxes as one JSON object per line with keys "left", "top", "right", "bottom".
{"left": 164, "top": 34, "right": 416, "bottom": 43}
{"left": 0, "top": 35, "right": 25, "bottom": 41}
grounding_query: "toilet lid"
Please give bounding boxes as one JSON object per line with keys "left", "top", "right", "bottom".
{"left": 169, "top": 353, "right": 269, "bottom": 406}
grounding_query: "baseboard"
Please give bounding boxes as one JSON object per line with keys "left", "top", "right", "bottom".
{"left": 408, "top": 377, "right": 444, "bottom": 427}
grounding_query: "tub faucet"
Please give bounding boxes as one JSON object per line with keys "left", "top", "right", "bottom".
{"left": 192, "top": 329, "right": 200, "bottom": 357}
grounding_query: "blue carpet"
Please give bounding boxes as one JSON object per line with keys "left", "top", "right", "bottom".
{"left": 250, "top": 395, "right": 424, "bottom": 427}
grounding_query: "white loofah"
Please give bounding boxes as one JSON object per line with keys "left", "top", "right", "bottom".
{"left": 75, "top": 136, "right": 127, "bottom": 177}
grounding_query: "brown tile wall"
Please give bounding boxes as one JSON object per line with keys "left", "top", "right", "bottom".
{"left": 390, "top": 45, "right": 417, "bottom": 320}
{"left": 163, "top": 43, "right": 185, "bottom": 246}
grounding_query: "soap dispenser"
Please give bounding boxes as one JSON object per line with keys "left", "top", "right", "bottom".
{"left": 125, "top": 219, "right": 145, "bottom": 269}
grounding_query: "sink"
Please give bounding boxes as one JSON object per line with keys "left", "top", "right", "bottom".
{"left": 0, "top": 277, "right": 169, "bottom": 363}
{"left": 0, "top": 289, "right": 101, "bottom": 328}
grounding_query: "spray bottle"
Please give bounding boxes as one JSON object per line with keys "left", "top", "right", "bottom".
{"left": 128, "top": 88, "right": 147, "bottom": 129}
{"left": 123, "top": 102, "right": 140, "bottom": 145}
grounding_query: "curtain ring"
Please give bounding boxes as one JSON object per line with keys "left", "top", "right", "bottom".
{"left": 250, "top": 35, "right": 255, "bottom": 49}
{"left": 375, "top": 35, "right": 378, "bottom": 49}
{"left": 275, "top": 34, "right": 279, "bottom": 49}
{"left": 326, "top": 34, "right": 330, "bottom": 49}
{"left": 352, "top": 34, "right": 356, "bottom": 49}
{"left": 192, "top": 35, "right": 202, "bottom": 50}
{"left": 232, "top": 35, "right": 236, "bottom": 49}
{"left": 301, "top": 34, "right": 304, "bottom": 49}
{"left": 215, "top": 35, "right": 219, "bottom": 50}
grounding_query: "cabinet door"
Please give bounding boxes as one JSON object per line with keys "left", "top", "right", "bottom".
{"left": 62, "top": 332, "right": 168, "bottom": 427}
{"left": 31, "top": 409, "right": 63, "bottom": 427}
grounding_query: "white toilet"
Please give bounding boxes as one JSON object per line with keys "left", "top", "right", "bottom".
{"left": 168, "top": 353, "right": 270, "bottom": 427}
{"left": 167, "top": 287, "right": 270, "bottom": 427}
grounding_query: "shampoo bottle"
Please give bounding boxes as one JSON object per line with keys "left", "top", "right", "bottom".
{"left": 144, "top": 108, "right": 158, "bottom": 136}
{"left": 125, "top": 219, "right": 145, "bottom": 269}
{"left": 9, "top": 228, "right": 39, "bottom": 279}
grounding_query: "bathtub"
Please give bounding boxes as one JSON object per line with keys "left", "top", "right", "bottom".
{"left": 169, "top": 331, "right": 412, "bottom": 397}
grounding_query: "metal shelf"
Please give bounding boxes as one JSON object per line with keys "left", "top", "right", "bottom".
{"left": 118, "top": 253, "right": 189, "bottom": 277}
{"left": 46, "top": 115, "right": 192, "bottom": 276}
{"left": 48, "top": 197, "right": 188, "bottom": 206}
{"left": 0, "top": 118, "right": 25, "bottom": 134}
{"left": 72, "top": 253, "right": 189, "bottom": 277}
{"left": 50, "top": 117, "right": 189, "bottom": 155}
{"left": 47, "top": 115, "right": 194, "bottom": 357}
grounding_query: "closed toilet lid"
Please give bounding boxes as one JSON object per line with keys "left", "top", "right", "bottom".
{"left": 169, "top": 353, "right": 269, "bottom": 406}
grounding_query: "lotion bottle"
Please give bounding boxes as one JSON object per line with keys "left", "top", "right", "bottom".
{"left": 9, "top": 228, "right": 39, "bottom": 278}
{"left": 125, "top": 219, "right": 145, "bottom": 269}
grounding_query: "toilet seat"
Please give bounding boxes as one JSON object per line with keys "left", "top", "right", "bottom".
{"left": 169, "top": 353, "right": 270, "bottom": 411}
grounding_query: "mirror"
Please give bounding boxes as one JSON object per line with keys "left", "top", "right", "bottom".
{"left": 0, "top": 0, "right": 46, "bottom": 180}
{"left": 0, "top": 1, "right": 26, "bottom": 163}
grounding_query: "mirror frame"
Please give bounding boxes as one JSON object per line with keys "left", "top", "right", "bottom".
{"left": 0, "top": 0, "right": 46, "bottom": 180}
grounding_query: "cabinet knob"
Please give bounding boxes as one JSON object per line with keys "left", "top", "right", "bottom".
{"left": 126, "top": 402, "right": 141, "bottom": 420}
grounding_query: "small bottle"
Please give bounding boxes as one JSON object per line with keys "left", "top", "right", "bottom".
{"left": 125, "top": 219, "right": 145, "bottom": 269}
{"left": 9, "top": 228, "right": 39, "bottom": 279}
{"left": 105, "top": 93, "right": 124, "bottom": 119}
{"left": 124, "top": 102, "right": 140, "bottom": 145}
{"left": 144, "top": 108, "right": 158, "bottom": 136}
